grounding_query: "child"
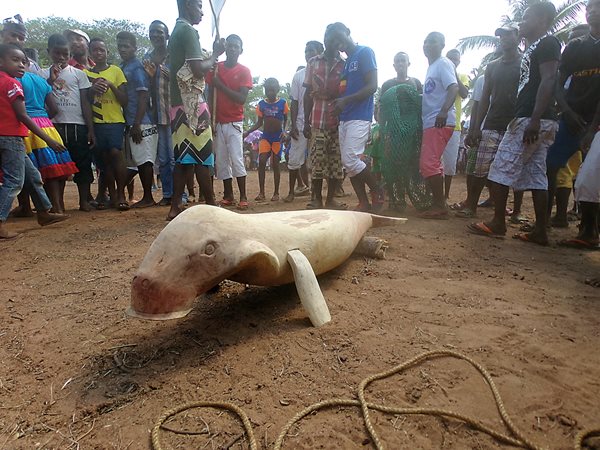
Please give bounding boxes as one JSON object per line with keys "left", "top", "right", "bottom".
{"left": 0, "top": 44, "right": 69, "bottom": 240}
{"left": 85, "top": 37, "right": 129, "bottom": 210}
{"left": 41, "top": 34, "right": 94, "bottom": 211}
{"left": 243, "top": 77, "right": 288, "bottom": 201}
{"left": 18, "top": 58, "right": 79, "bottom": 214}
{"left": 117, "top": 30, "right": 158, "bottom": 208}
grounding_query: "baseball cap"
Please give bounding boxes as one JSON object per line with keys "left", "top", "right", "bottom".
{"left": 495, "top": 24, "right": 518, "bottom": 36}
{"left": 64, "top": 29, "right": 90, "bottom": 43}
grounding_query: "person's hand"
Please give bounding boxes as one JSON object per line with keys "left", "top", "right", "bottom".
{"left": 435, "top": 111, "right": 448, "bottom": 128}
{"left": 303, "top": 122, "right": 312, "bottom": 140}
{"left": 290, "top": 126, "right": 299, "bottom": 140}
{"left": 580, "top": 128, "right": 597, "bottom": 155}
{"left": 143, "top": 59, "right": 157, "bottom": 78}
{"left": 333, "top": 97, "right": 348, "bottom": 115}
{"left": 213, "top": 37, "right": 226, "bottom": 57}
{"left": 88, "top": 130, "right": 96, "bottom": 149}
{"left": 243, "top": 130, "right": 249, "bottom": 139}
{"left": 131, "top": 124, "right": 143, "bottom": 144}
{"left": 212, "top": 72, "right": 224, "bottom": 89}
{"left": 563, "top": 109, "right": 587, "bottom": 136}
{"left": 92, "top": 78, "right": 108, "bottom": 95}
{"left": 48, "top": 139, "right": 66, "bottom": 152}
{"left": 465, "top": 129, "right": 482, "bottom": 147}
{"left": 48, "top": 64, "right": 61, "bottom": 83}
{"left": 522, "top": 118, "right": 541, "bottom": 145}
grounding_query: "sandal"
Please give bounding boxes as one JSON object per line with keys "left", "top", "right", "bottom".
{"left": 512, "top": 232, "right": 549, "bottom": 246}
{"left": 117, "top": 202, "right": 130, "bottom": 211}
{"left": 254, "top": 193, "right": 266, "bottom": 202}
{"left": 325, "top": 200, "right": 348, "bottom": 210}
{"left": 467, "top": 222, "right": 505, "bottom": 239}
{"left": 509, "top": 214, "right": 528, "bottom": 224}
{"left": 271, "top": 194, "right": 280, "bottom": 202}
{"left": 219, "top": 198, "right": 235, "bottom": 207}
{"left": 237, "top": 200, "right": 249, "bottom": 211}
{"left": 449, "top": 202, "right": 466, "bottom": 211}
{"left": 455, "top": 208, "right": 475, "bottom": 218}
{"left": 306, "top": 199, "right": 323, "bottom": 210}
{"left": 558, "top": 238, "right": 600, "bottom": 250}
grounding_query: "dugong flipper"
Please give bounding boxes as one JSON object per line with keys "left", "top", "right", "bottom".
{"left": 129, "top": 205, "right": 405, "bottom": 324}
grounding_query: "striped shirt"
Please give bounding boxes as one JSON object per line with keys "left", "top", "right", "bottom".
{"left": 145, "top": 50, "right": 171, "bottom": 126}
{"left": 303, "top": 53, "right": 345, "bottom": 131}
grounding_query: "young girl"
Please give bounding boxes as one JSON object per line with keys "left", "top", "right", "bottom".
{"left": 0, "top": 43, "right": 68, "bottom": 239}
{"left": 243, "top": 78, "right": 288, "bottom": 202}
{"left": 20, "top": 60, "right": 78, "bottom": 213}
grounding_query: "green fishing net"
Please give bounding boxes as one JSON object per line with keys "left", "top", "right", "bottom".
{"left": 378, "top": 84, "right": 432, "bottom": 211}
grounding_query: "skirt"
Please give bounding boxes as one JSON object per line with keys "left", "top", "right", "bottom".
{"left": 24, "top": 117, "right": 78, "bottom": 181}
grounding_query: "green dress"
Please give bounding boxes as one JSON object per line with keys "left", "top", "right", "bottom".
{"left": 379, "top": 84, "right": 432, "bottom": 211}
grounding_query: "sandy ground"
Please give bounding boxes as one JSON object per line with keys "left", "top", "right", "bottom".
{"left": 1, "top": 171, "right": 599, "bottom": 450}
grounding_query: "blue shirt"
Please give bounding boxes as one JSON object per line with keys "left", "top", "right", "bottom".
{"left": 19, "top": 72, "right": 52, "bottom": 118}
{"left": 339, "top": 45, "right": 377, "bottom": 122}
{"left": 120, "top": 58, "right": 152, "bottom": 125}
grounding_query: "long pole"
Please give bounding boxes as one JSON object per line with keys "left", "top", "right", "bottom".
{"left": 208, "top": 0, "right": 220, "bottom": 131}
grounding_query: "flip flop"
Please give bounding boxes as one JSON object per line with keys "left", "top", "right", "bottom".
{"left": 467, "top": 222, "right": 505, "bottom": 239}
{"left": 449, "top": 202, "right": 466, "bottom": 211}
{"left": 558, "top": 238, "right": 600, "bottom": 250}
{"left": 519, "top": 223, "right": 535, "bottom": 233}
{"left": 324, "top": 201, "right": 348, "bottom": 210}
{"left": 254, "top": 194, "right": 265, "bottom": 202}
{"left": 219, "top": 198, "right": 235, "bottom": 207}
{"left": 512, "top": 233, "right": 549, "bottom": 246}
{"left": 509, "top": 214, "right": 528, "bottom": 224}
{"left": 306, "top": 200, "right": 323, "bottom": 210}
{"left": 117, "top": 202, "right": 130, "bottom": 211}
{"left": 455, "top": 208, "right": 475, "bottom": 218}
{"left": 237, "top": 200, "right": 249, "bottom": 211}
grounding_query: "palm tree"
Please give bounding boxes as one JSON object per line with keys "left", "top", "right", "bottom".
{"left": 457, "top": 0, "right": 585, "bottom": 54}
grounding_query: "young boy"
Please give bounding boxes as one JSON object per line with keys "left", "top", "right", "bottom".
{"left": 85, "top": 37, "right": 129, "bottom": 210}
{"left": 243, "top": 77, "right": 288, "bottom": 202}
{"left": 0, "top": 44, "right": 68, "bottom": 240}
{"left": 42, "top": 33, "right": 96, "bottom": 211}
{"left": 117, "top": 30, "right": 158, "bottom": 208}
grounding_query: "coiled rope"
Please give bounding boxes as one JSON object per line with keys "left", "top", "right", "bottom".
{"left": 152, "top": 350, "right": 598, "bottom": 450}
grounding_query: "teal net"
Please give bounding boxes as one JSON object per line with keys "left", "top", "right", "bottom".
{"left": 379, "top": 84, "right": 432, "bottom": 211}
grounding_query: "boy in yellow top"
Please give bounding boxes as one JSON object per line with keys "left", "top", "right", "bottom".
{"left": 85, "top": 37, "right": 129, "bottom": 210}
{"left": 442, "top": 49, "right": 469, "bottom": 201}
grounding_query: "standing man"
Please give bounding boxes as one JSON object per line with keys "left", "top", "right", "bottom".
{"left": 381, "top": 51, "right": 422, "bottom": 95}
{"left": 284, "top": 40, "right": 323, "bottom": 203}
{"left": 470, "top": 2, "right": 560, "bottom": 244}
{"left": 205, "top": 34, "right": 253, "bottom": 210}
{"left": 1, "top": 17, "right": 41, "bottom": 74}
{"left": 303, "top": 29, "right": 346, "bottom": 210}
{"left": 459, "top": 25, "right": 522, "bottom": 218}
{"left": 442, "top": 49, "right": 469, "bottom": 200}
{"left": 419, "top": 32, "right": 458, "bottom": 218}
{"left": 327, "top": 22, "right": 383, "bottom": 212}
{"left": 167, "top": 0, "right": 225, "bottom": 220}
{"left": 64, "top": 29, "right": 94, "bottom": 70}
{"left": 144, "top": 20, "right": 175, "bottom": 207}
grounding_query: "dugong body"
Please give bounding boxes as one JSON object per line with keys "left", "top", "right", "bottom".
{"left": 130, "top": 205, "right": 405, "bottom": 321}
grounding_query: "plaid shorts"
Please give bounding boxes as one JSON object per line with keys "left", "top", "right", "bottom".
{"left": 467, "top": 130, "right": 505, "bottom": 178}
{"left": 310, "top": 129, "right": 344, "bottom": 180}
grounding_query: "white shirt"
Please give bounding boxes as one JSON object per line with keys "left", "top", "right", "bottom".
{"left": 290, "top": 67, "right": 306, "bottom": 124}
{"left": 472, "top": 75, "right": 485, "bottom": 102}
{"left": 40, "top": 65, "right": 92, "bottom": 125}
{"left": 422, "top": 56, "right": 457, "bottom": 129}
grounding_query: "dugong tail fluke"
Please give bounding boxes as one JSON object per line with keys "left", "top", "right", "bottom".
{"left": 129, "top": 205, "right": 406, "bottom": 324}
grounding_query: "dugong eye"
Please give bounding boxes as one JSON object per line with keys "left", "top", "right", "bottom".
{"left": 205, "top": 242, "right": 216, "bottom": 255}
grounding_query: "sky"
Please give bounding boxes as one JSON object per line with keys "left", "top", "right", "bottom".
{"left": 9, "top": 0, "right": 575, "bottom": 87}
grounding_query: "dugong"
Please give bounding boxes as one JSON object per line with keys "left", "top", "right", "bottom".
{"left": 129, "top": 205, "right": 405, "bottom": 326}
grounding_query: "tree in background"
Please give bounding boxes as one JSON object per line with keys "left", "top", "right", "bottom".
{"left": 24, "top": 16, "right": 150, "bottom": 66}
{"left": 243, "top": 77, "right": 291, "bottom": 129}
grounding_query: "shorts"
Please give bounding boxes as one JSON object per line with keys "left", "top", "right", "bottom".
{"left": 55, "top": 123, "right": 94, "bottom": 185}
{"left": 575, "top": 131, "right": 600, "bottom": 203}
{"left": 288, "top": 119, "right": 308, "bottom": 171}
{"left": 310, "top": 128, "right": 344, "bottom": 180}
{"left": 467, "top": 130, "right": 505, "bottom": 178}
{"left": 488, "top": 117, "right": 558, "bottom": 191}
{"left": 546, "top": 118, "right": 582, "bottom": 170}
{"left": 94, "top": 123, "right": 125, "bottom": 152}
{"left": 259, "top": 130, "right": 282, "bottom": 156}
{"left": 125, "top": 124, "right": 158, "bottom": 167}
{"left": 339, "top": 120, "right": 370, "bottom": 177}
{"left": 556, "top": 150, "right": 582, "bottom": 189}
{"left": 419, "top": 126, "right": 454, "bottom": 178}
{"left": 214, "top": 122, "right": 246, "bottom": 180}
{"left": 441, "top": 130, "right": 461, "bottom": 176}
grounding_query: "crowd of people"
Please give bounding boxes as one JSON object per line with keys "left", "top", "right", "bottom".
{"left": 0, "top": 0, "right": 599, "bottom": 255}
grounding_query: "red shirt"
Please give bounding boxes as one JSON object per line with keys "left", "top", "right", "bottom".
{"left": 68, "top": 57, "right": 95, "bottom": 71}
{"left": 0, "top": 71, "right": 28, "bottom": 137}
{"left": 206, "top": 62, "right": 253, "bottom": 123}
{"left": 304, "top": 54, "right": 345, "bottom": 131}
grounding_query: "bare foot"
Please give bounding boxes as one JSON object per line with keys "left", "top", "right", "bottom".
{"left": 167, "top": 204, "right": 185, "bottom": 221}
{"left": 37, "top": 211, "right": 69, "bottom": 227}
{"left": 0, "top": 224, "right": 20, "bottom": 240}
{"left": 131, "top": 199, "right": 156, "bottom": 209}
{"left": 79, "top": 201, "right": 93, "bottom": 212}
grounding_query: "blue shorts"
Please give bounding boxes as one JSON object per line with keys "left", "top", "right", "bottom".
{"left": 94, "top": 123, "right": 125, "bottom": 152}
{"left": 546, "top": 118, "right": 581, "bottom": 170}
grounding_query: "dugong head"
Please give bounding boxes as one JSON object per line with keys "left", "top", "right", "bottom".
{"left": 129, "top": 206, "right": 279, "bottom": 320}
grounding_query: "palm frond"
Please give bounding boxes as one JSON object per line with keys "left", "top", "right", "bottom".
{"left": 552, "top": 0, "right": 585, "bottom": 33}
{"left": 456, "top": 35, "right": 500, "bottom": 53}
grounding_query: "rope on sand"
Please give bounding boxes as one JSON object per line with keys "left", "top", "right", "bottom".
{"left": 151, "top": 350, "right": 595, "bottom": 450}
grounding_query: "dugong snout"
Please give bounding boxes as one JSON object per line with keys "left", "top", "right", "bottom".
{"left": 129, "top": 273, "right": 198, "bottom": 320}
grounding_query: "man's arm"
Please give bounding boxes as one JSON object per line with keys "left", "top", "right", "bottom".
{"left": 555, "top": 69, "right": 587, "bottom": 135}
{"left": 303, "top": 85, "right": 314, "bottom": 139}
{"left": 457, "top": 73, "right": 469, "bottom": 99}
{"left": 12, "top": 98, "right": 65, "bottom": 151}
{"left": 334, "top": 69, "right": 377, "bottom": 114}
{"left": 80, "top": 88, "right": 96, "bottom": 148}
{"left": 189, "top": 37, "right": 226, "bottom": 79}
{"left": 131, "top": 89, "right": 149, "bottom": 144}
{"left": 468, "top": 75, "right": 493, "bottom": 143}
{"left": 523, "top": 59, "right": 558, "bottom": 144}
{"left": 435, "top": 83, "right": 459, "bottom": 128}
{"left": 243, "top": 116, "right": 263, "bottom": 137}
{"left": 211, "top": 73, "right": 249, "bottom": 104}
{"left": 108, "top": 81, "right": 128, "bottom": 107}
{"left": 582, "top": 100, "right": 600, "bottom": 152}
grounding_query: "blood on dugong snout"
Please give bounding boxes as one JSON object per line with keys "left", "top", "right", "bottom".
{"left": 129, "top": 205, "right": 405, "bottom": 320}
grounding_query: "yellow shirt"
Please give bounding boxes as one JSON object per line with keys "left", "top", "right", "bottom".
{"left": 85, "top": 65, "right": 127, "bottom": 124}
{"left": 454, "top": 73, "right": 469, "bottom": 131}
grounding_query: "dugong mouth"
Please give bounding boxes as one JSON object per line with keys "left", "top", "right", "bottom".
{"left": 126, "top": 306, "right": 194, "bottom": 321}
{"left": 130, "top": 274, "right": 200, "bottom": 321}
